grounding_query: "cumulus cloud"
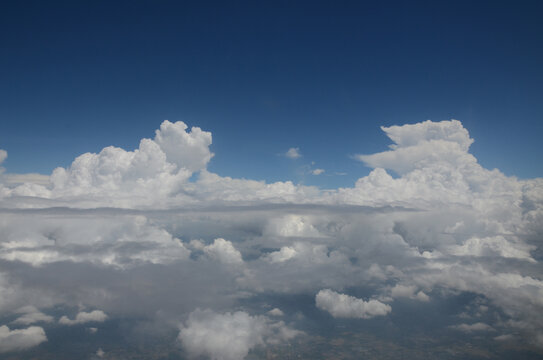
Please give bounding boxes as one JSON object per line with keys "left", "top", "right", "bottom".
{"left": 264, "top": 215, "right": 322, "bottom": 238}
{"left": 311, "top": 168, "right": 325, "bottom": 175}
{"left": 12, "top": 306, "right": 54, "bottom": 325}
{"left": 267, "top": 308, "right": 284, "bottom": 317}
{"left": 0, "top": 119, "right": 542, "bottom": 356}
{"left": 265, "top": 246, "right": 297, "bottom": 263}
{"left": 178, "top": 309, "right": 301, "bottom": 360}
{"left": 47, "top": 121, "right": 200, "bottom": 203}
{"left": 316, "top": 289, "right": 391, "bottom": 319}
{"left": 153, "top": 120, "right": 214, "bottom": 172}
{"left": 59, "top": 310, "right": 108, "bottom": 325}
{"left": 354, "top": 120, "right": 474, "bottom": 175}
{"left": 203, "top": 238, "right": 243, "bottom": 265}
{"left": 0, "top": 325, "right": 47, "bottom": 353}
{"left": 0, "top": 121, "right": 214, "bottom": 207}
{"left": 285, "top": 147, "right": 301, "bottom": 159}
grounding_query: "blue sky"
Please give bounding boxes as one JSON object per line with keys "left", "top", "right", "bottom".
{"left": 1, "top": 0, "right": 542, "bottom": 188}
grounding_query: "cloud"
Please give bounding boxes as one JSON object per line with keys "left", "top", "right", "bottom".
{"left": 0, "top": 119, "right": 542, "bottom": 355}
{"left": 59, "top": 310, "right": 108, "bottom": 325}
{"left": 203, "top": 238, "right": 243, "bottom": 265}
{"left": 316, "top": 289, "right": 391, "bottom": 319}
{"left": 285, "top": 147, "right": 301, "bottom": 159}
{"left": 1, "top": 121, "right": 213, "bottom": 207}
{"left": 178, "top": 309, "right": 301, "bottom": 360}
{"left": 0, "top": 214, "right": 191, "bottom": 268}
{"left": 450, "top": 322, "right": 495, "bottom": 333}
{"left": 265, "top": 246, "right": 297, "bottom": 263}
{"left": 12, "top": 306, "right": 54, "bottom": 325}
{"left": 354, "top": 120, "right": 474, "bottom": 175}
{"left": 1, "top": 173, "right": 50, "bottom": 186}
{"left": 446, "top": 236, "right": 535, "bottom": 262}
{"left": 267, "top": 308, "right": 284, "bottom": 317}
{"left": 264, "top": 214, "right": 322, "bottom": 238}
{"left": 311, "top": 168, "right": 325, "bottom": 175}
{"left": 0, "top": 325, "right": 47, "bottom": 353}
{"left": 153, "top": 120, "right": 214, "bottom": 172}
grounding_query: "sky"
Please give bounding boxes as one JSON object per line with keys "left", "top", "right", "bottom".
{"left": 1, "top": 0, "right": 542, "bottom": 188}
{"left": 1, "top": 1, "right": 543, "bottom": 360}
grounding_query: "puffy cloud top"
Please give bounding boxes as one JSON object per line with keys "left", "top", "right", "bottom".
{"left": 316, "top": 289, "right": 391, "bottom": 319}
{"left": 44, "top": 121, "right": 212, "bottom": 205}
{"left": 355, "top": 120, "right": 476, "bottom": 175}
{"left": 0, "top": 325, "right": 47, "bottom": 353}
{"left": 153, "top": 120, "right": 213, "bottom": 172}
{"left": 178, "top": 309, "right": 300, "bottom": 360}
{"left": 203, "top": 238, "right": 243, "bottom": 265}
{"left": 383, "top": 119, "right": 473, "bottom": 150}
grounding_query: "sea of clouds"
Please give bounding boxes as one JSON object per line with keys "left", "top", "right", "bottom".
{"left": 0, "top": 119, "right": 541, "bottom": 359}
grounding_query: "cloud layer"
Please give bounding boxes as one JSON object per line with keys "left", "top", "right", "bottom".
{"left": 0, "top": 119, "right": 542, "bottom": 358}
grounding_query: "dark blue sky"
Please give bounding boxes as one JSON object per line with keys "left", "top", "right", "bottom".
{"left": 1, "top": 0, "right": 542, "bottom": 187}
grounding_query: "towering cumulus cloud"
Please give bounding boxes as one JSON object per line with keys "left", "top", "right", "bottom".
{"left": 8, "top": 121, "right": 212, "bottom": 206}
{"left": 0, "top": 119, "right": 541, "bottom": 358}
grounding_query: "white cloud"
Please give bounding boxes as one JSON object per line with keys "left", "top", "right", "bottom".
{"left": 311, "top": 168, "right": 325, "bottom": 175}
{"left": 1, "top": 121, "right": 212, "bottom": 207}
{"left": 267, "top": 308, "right": 284, "bottom": 317}
{"left": 0, "top": 325, "right": 47, "bottom": 353}
{"left": 285, "top": 147, "right": 301, "bottom": 159}
{"left": 2, "top": 173, "right": 50, "bottom": 186}
{"left": 153, "top": 120, "right": 214, "bottom": 172}
{"left": 203, "top": 238, "right": 243, "bottom": 265}
{"left": 178, "top": 309, "right": 301, "bottom": 360}
{"left": 354, "top": 120, "right": 474, "bottom": 175}
{"left": 12, "top": 306, "right": 54, "bottom": 325}
{"left": 0, "top": 119, "right": 542, "bottom": 352}
{"left": 316, "top": 289, "right": 391, "bottom": 319}
{"left": 265, "top": 246, "right": 297, "bottom": 263}
{"left": 264, "top": 215, "right": 322, "bottom": 238}
{"left": 446, "top": 236, "right": 535, "bottom": 262}
{"left": 0, "top": 214, "right": 191, "bottom": 268}
{"left": 59, "top": 310, "right": 108, "bottom": 325}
